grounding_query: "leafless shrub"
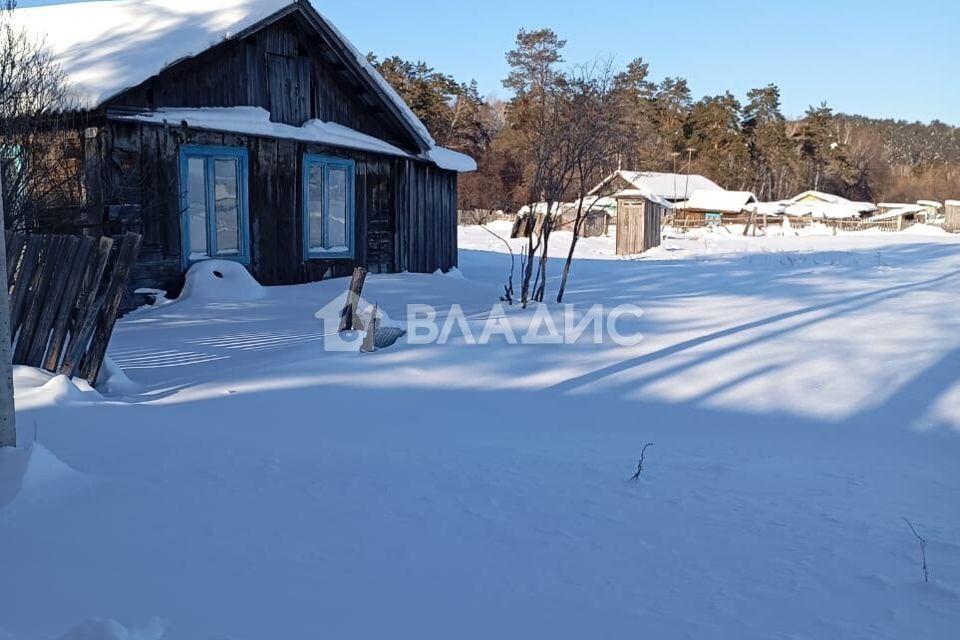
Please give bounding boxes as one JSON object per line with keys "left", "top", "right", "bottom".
{"left": 902, "top": 518, "right": 929, "bottom": 583}
{"left": 0, "top": 1, "right": 84, "bottom": 233}
{"left": 630, "top": 443, "right": 654, "bottom": 481}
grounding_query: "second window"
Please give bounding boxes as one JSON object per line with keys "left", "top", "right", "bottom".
{"left": 303, "top": 155, "right": 355, "bottom": 259}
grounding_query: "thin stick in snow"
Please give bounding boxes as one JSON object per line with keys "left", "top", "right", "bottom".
{"left": 630, "top": 443, "right": 654, "bottom": 481}
{"left": 903, "top": 518, "right": 929, "bottom": 583}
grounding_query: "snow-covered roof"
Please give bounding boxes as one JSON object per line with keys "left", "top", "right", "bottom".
{"left": 781, "top": 202, "right": 871, "bottom": 220}
{"left": 611, "top": 189, "right": 674, "bottom": 209}
{"left": 112, "top": 107, "right": 407, "bottom": 158}
{"left": 789, "top": 190, "right": 853, "bottom": 205}
{"left": 679, "top": 190, "right": 757, "bottom": 214}
{"left": 917, "top": 200, "right": 943, "bottom": 209}
{"left": 946, "top": 200, "right": 960, "bottom": 207}
{"left": 867, "top": 205, "right": 925, "bottom": 222}
{"left": 752, "top": 201, "right": 788, "bottom": 216}
{"left": 877, "top": 202, "right": 916, "bottom": 210}
{"left": 592, "top": 170, "right": 722, "bottom": 201}
{"left": 12, "top": 0, "right": 453, "bottom": 160}
{"left": 109, "top": 107, "right": 475, "bottom": 172}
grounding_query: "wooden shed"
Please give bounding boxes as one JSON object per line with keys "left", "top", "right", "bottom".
{"left": 613, "top": 192, "right": 668, "bottom": 255}
{"left": 946, "top": 200, "right": 960, "bottom": 233}
{"left": 11, "top": 0, "right": 474, "bottom": 303}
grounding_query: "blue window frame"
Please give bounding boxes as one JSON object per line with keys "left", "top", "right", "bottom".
{"left": 179, "top": 145, "right": 250, "bottom": 268}
{"left": 302, "top": 154, "right": 356, "bottom": 259}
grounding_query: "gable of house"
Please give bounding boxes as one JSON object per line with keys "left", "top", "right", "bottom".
{"left": 14, "top": 0, "right": 441, "bottom": 157}
{"left": 591, "top": 170, "right": 722, "bottom": 201}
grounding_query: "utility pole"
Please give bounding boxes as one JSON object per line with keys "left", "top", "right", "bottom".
{"left": 0, "top": 178, "right": 15, "bottom": 448}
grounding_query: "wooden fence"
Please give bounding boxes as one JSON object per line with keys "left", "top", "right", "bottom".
{"left": 667, "top": 215, "right": 901, "bottom": 234}
{"left": 4, "top": 231, "right": 142, "bottom": 385}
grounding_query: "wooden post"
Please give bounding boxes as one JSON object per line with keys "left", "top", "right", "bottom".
{"left": 361, "top": 303, "right": 378, "bottom": 353}
{"left": 0, "top": 184, "right": 15, "bottom": 448}
{"left": 339, "top": 267, "right": 367, "bottom": 332}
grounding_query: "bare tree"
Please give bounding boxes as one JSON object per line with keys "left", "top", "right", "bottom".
{"left": 557, "top": 60, "right": 620, "bottom": 303}
{"left": 0, "top": 0, "right": 82, "bottom": 234}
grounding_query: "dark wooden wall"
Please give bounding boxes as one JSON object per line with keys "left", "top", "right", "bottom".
{"left": 110, "top": 12, "right": 420, "bottom": 153}
{"left": 89, "top": 121, "right": 457, "bottom": 298}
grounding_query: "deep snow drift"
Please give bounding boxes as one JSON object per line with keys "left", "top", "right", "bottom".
{"left": 2, "top": 224, "right": 960, "bottom": 639}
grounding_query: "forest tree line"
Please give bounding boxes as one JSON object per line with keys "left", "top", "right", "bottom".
{"left": 371, "top": 28, "right": 960, "bottom": 211}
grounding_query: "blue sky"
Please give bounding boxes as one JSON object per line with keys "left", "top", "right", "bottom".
{"left": 20, "top": 0, "right": 960, "bottom": 124}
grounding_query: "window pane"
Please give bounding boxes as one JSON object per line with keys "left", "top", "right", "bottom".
{"left": 214, "top": 158, "right": 240, "bottom": 255}
{"left": 326, "top": 167, "right": 348, "bottom": 250}
{"left": 187, "top": 157, "right": 208, "bottom": 258}
{"left": 307, "top": 164, "right": 324, "bottom": 250}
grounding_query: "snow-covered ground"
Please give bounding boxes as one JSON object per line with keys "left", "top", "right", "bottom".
{"left": 3, "top": 223, "right": 960, "bottom": 639}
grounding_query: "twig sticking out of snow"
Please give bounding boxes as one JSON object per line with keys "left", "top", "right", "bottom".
{"left": 903, "top": 518, "right": 929, "bottom": 583}
{"left": 630, "top": 443, "right": 654, "bottom": 481}
{"left": 481, "top": 224, "right": 515, "bottom": 305}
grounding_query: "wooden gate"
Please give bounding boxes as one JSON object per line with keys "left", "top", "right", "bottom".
{"left": 4, "top": 231, "right": 142, "bottom": 385}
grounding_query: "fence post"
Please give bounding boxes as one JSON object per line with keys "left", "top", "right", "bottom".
{"left": 0, "top": 179, "right": 15, "bottom": 448}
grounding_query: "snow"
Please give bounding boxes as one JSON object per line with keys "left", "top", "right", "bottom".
{"left": 4, "top": 222, "right": 960, "bottom": 639}
{"left": 113, "top": 107, "right": 414, "bottom": 160}
{"left": 783, "top": 201, "right": 873, "bottom": 220}
{"left": 15, "top": 1, "right": 475, "bottom": 173}
{"left": 868, "top": 206, "right": 926, "bottom": 222}
{"left": 112, "top": 105, "right": 475, "bottom": 174}
{"left": 680, "top": 189, "right": 757, "bottom": 213}
{"left": 610, "top": 188, "right": 674, "bottom": 208}
{"left": 789, "top": 190, "right": 857, "bottom": 205}
{"left": 593, "top": 170, "right": 722, "bottom": 200}
{"left": 13, "top": 0, "right": 292, "bottom": 106}
{"left": 179, "top": 259, "right": 266, "bottom": 302}
{"left": 426, "top": 146, "right": 478, "bottom": 173}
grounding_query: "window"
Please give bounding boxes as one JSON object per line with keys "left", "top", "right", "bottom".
{"left": 179, "top": 145, "right": 249, "bottom": 267}
{"left": 302, "top": 154, "right": 355, "bottom": 259}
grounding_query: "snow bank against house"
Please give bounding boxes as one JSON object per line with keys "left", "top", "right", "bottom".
{"left": 179, "top": 260, "right": 266, "bottom": 302}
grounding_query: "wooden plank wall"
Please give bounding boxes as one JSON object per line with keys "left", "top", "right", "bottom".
{"left": 615, "top": 198, "right": 662, "bottom": 255}
{"left": 97, "top": 121, "right": 458, "bottom": 298}
{"left": 945, "top": 203, "right": 960, "bottom": 233}
{"left": 108, "top": 14, "right": 416, "bottom": 151}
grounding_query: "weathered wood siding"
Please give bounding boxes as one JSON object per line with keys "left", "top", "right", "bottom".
{"left": 616, "top": 198, "right": 663, "bottom": 255}
{"left": 92, "top": 121, "right": 457, "bottom": 296}
{"left": 945, "top": 202, "right": 960, "bottom": 233}
{"left": 109, "top": 13, "right": 419, "bottom": 152}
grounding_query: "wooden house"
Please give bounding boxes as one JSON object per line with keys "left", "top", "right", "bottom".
{"left": 673, "top": 190, "right": 758, "bottom": 227}
{"left": 591, "top": 170, "right": 723, "bottom": 206}
{"left": 13, "top": 0, "right": 475, "bottom": 302}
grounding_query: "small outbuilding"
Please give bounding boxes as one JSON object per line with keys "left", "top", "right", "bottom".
{"left": 944, "top": 200, "right": 960, "bottom": 232}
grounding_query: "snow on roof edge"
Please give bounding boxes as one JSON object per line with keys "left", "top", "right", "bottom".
{"left": 111, "top": 106, "right": 412, "bottom": 158}
{"left": 15, "top": 0, "right": 437, "bottom": 151}
{"left": 109, "top": 107, "right": 473, "bottom": 172}
{"left": 426, "top": 147, "right": 476, "bottom": 173}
